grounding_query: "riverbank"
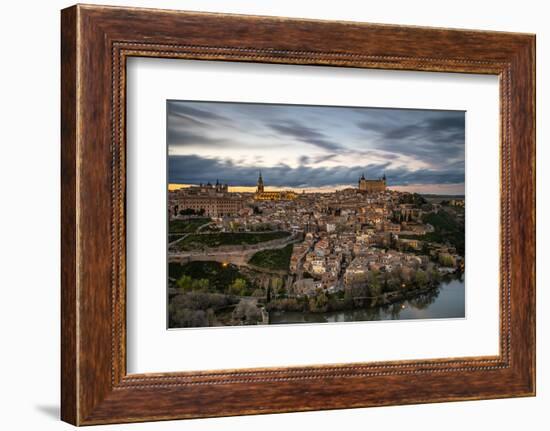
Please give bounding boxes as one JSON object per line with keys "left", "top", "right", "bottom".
{"left": 167, "top": 260, "right": 464, "bottom": 328}
{"left": 269, "top": 277, "right": 465, "bottom": 324}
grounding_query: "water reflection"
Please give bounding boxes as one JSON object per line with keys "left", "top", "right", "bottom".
{"left": 269, "top": 277, "right": 465, "bottom": 324}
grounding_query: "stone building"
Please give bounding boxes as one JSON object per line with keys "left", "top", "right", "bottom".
{"left": 254, "top": 172, "right": 298, "bottom": 201}
{"left": 358, "top": 172, "right": 386, "bottom": 193}
{"left": 170, "top": 195, "right": 244, "bottom": 217}
{"left": 169, "top": 180, "right": 244, "bottom": 217}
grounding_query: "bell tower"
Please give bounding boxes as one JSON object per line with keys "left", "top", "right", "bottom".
{"left": 257, "top": 171, "right": 264, "bottom": 193}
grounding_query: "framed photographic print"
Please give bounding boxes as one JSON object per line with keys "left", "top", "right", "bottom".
{"left": 164, "top": 100, "right": 466, "bottom": 330}
{"left": 61, "top": 4, "right": 536, "bottom": 425}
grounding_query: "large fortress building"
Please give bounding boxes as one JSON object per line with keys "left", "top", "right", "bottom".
{"left": 254, "top": 172, "right": 298, "bottom": 201}
{"left": 358, "top": 172, "right": 387, "bottom": 193}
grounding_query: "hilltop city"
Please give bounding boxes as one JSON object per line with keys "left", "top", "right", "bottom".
{"left": 167, "top": 173, "right": 465, "bottom": 328}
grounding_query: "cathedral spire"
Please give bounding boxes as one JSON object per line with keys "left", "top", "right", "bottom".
{"left": 257, "top": 170, "right": 264, "bottom": 193}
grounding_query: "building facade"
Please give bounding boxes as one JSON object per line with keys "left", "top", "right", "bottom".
{"left": 170, "top": 195, "right": 244, "bottom": 217}
{"left": 169, "top": 180, "right": 244, "bottom": 217}
{"left": 358, "top": 173, "right": 387, "bottom": 193}
{"left": 254, "top": 172, "right": 298, "bottom": 201}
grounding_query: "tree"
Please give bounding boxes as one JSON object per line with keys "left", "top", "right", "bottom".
{"left": 431, "top": 268, "right": 441, "bottom": 284}
{"left": 176, "top": 275, "right": 194, "bottom": 292}
{"left": 232, "top": 299, "right": 262, "bottom": 324}
{"left": 368, "top": 277, "right": 382, "bottom": 297}
{"left": 309, "top": 292, "right": 329, "bottom": 312}
{"left": 414, "top": 270, "right": 428, "bottom": 287}
{"left": 271, "top": 277, "right": 283, "bottom": 297}
{"left": 382, "top": 271, "right": 389, "bottom": 292}
{"left": 179, "top": 208, "right": 196, "bottom": 216}
{"left": 252, "top": 288, "right": 265, "bottom": 298}
{"left": 229, "top": 278, "right": 248, "bottom": 296}
{"left": 439, "top": 253, "right": 455, "bottom": 267}
{"left": 421, "top": 242, "right": 430, "bottom": 256}
{"left": 194, "top": 278, "right": 209, "bottom": 292}
{"left": 168, "top": 307, "right": 208, "bottom": 328}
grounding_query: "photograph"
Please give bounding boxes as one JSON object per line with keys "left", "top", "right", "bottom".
{"left": 167, "top": 101, "right": 466, "bottom": 328}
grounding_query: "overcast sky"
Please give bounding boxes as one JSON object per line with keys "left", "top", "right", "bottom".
{"left": 167, "top": 100, "right": 465, "bottom": 194}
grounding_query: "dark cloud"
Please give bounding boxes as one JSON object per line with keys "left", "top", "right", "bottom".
{"left": 425, "top": 115, "right": 465, "bottom": 131}
{"left": 355, "top": 111, "right": 465, "bottom": 167}
{"left": 167, "top": 101, "right": 235, "bottom": 148}
{"left": 356, "top": 150, "right": 400, "bottom": 161}
{"left": 169, "top": 155, "right": 464, "bottom": 188}
{"left": 267, "top": 121, "right": 344, "bottom": 152}
{"left": 168, "top": 103, "right": 229, "bottom": 122}
{"left": 299, "top": 154, "right": 338, "bottom": 165}
{"left": 167, "top": 128, "right": 228, "bottom": 148}
{"left": 298, "top": 155, "right": 310, "bottom": 165}
{"left": 356, "top": 119, "right": 394, "bottom": 134}
{"left": 313, "top": 153, "right": 338, "bottom": 164}
{"left": 167, "top": 101, "right": 465, "bottom": 191}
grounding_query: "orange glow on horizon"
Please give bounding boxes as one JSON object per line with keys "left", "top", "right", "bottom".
{"left": 168, "top": 183, "right": 351, "bottom": 193}
{"left": 168, "top": 183, "right": 192, "bottom": 191}
{"left": 168, "top": 183, "right": 464, "bottom": 195}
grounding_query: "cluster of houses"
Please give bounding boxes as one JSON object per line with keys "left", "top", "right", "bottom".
{"left": 171, "top": 184, "right": 464, "bottom": 298}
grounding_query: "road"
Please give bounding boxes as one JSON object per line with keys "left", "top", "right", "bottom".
{"left": 169, "top": 234, "right": 301, "bottom": 270}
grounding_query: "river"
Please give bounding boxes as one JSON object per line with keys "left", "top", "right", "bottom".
{"left": 269, "top": 277, "right": 465, "bottom": 324}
